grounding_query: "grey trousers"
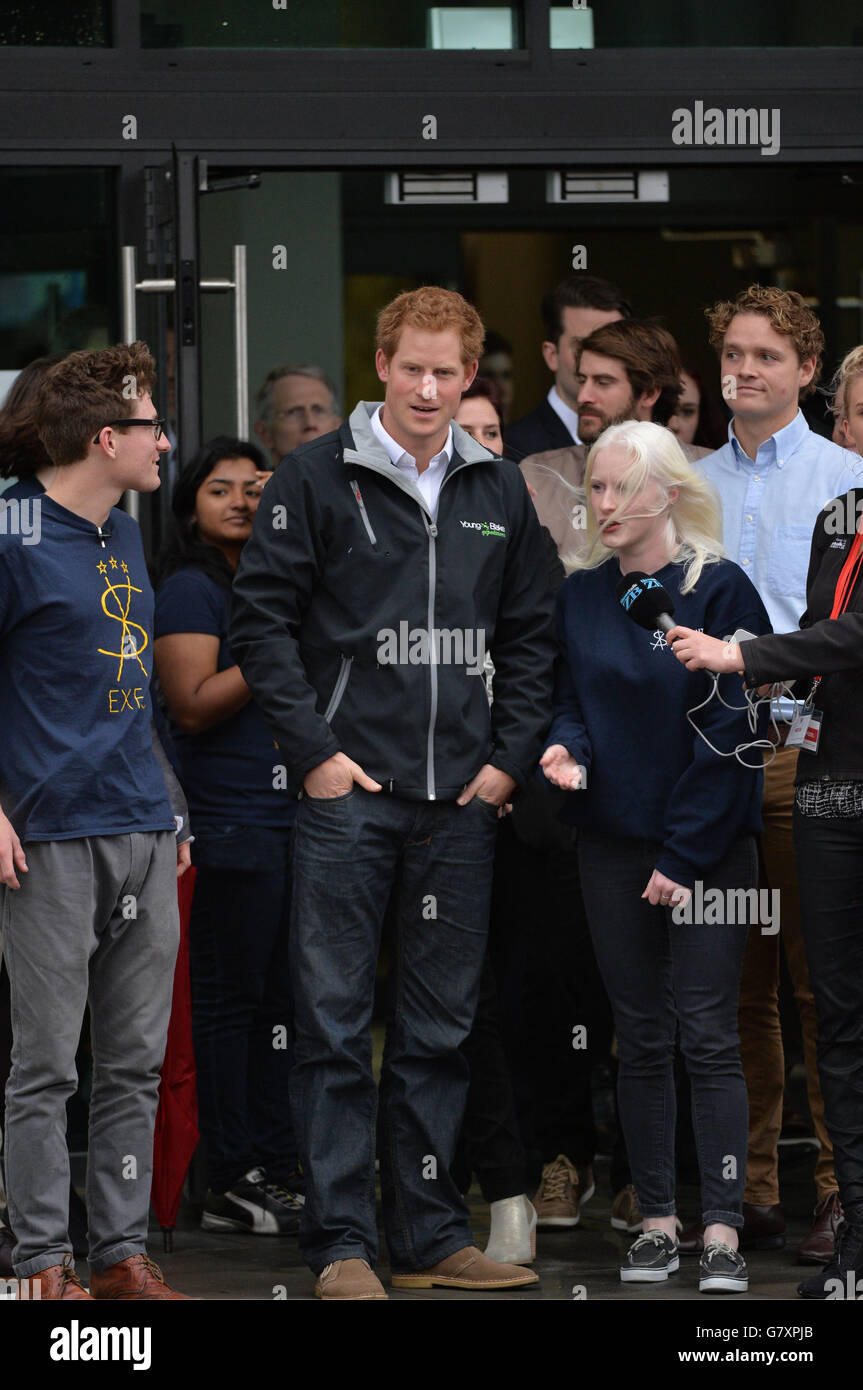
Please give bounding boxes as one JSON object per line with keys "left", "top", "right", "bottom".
{"left": 1, "top": 832, "right": 179, "bottom": 1278}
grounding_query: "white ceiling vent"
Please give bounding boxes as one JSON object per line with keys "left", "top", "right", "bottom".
{"left": 386, "top": 171, "right": 509, "bottom": 204}
{"left": 547, "top": 170, "right": 669, "bottom": 203}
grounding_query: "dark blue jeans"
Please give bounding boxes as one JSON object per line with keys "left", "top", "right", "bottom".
{"left": 793, "top": 809, "right": 863, "bottom": 1228}
{"left": 189, "top": 824, "right": 297, "bottom": 1193}
{"left": 289, "top": 787, "right": 498, "bottom": 1274}
{"left": 578, "top": 832, "right": 755, "bottom": 1228}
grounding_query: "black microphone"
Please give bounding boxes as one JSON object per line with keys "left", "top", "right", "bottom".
{"left": 616, "top": 571, "right": 676, "bottom": 635}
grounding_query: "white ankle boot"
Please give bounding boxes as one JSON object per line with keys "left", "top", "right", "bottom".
{"left": 484, "top": 1195, "right": 537, "bottom": 1265}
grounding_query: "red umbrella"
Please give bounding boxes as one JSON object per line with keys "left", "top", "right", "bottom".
{"left": 151, "top": 865, "right": 199, "bottom": 1252}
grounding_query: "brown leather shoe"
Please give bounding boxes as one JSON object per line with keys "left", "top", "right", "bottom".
{"left": 532, "top": 1155, "right": 594, "bottom": 1228}
{"left": 18, "top": 1253, "right": 93, "bottom": 1300}
{"left": 89, "top": 1253, "right": 192, "bottom": 1300}
{"left": 741, "top": 1202, "right": 786, "bottom": 1250}
{"left": 391, "top": 1245, "right": 539, "bottom": 1290}
{"left": 315, "top": 1258, "right": 388, "bottom": 1300}
{"left": 797, "top": 1191, "right": 843, "bottom": 1266}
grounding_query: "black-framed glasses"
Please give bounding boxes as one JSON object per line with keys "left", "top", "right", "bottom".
{"left": 93, "top": 418, "right": 166, "bottom": 444}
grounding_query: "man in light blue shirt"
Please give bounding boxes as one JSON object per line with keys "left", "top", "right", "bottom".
{"left": 687, "top": 285, "right": 861, "bottom": 1268}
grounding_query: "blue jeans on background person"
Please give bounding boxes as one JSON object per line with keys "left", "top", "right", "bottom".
{"left": 793, "top": 809, "right": 863, "bottom": 1231}
{"left": 289, "top": 786, "right": 498, "bottom": 1275}
{"left": 578, "top": 831, "right": 756, "bottom": 1229}
{"left": 189, "top": 824, "right": 297, "bottom": 1192}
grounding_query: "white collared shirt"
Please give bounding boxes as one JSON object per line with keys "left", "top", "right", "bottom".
{"left": 546, "top": 385, "right": 581, "bottom": 445}
{"left": 370, "top": 406, "right": 453, "bottom": 520}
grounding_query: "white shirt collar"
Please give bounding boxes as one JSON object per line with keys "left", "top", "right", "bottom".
{"left": 546, "top": 385, "right": 581, "bottom": 445}
{"left": 371, "top": 405, "right": 453, "bottom": 469}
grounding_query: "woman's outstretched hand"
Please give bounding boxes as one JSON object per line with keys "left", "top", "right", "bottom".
{"left": 540, "top": 744, "right": 583, "bottom": 791}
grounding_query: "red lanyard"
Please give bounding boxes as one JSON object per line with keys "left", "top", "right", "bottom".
{"left": 829, "top": 523, "right": 863, "bottom": 619}
{"left": 809, "top": 520, "right": 863, "bottom": 696}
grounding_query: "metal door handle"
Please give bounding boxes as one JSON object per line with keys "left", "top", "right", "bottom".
{"left": 121, "top": 242, "right": 249, "bottom": 437}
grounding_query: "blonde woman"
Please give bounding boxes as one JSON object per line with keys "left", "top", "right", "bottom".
{"left": 541, "top": 420, "right": 771, "bottom": 1293}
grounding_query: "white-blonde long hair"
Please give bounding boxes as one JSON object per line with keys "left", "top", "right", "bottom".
{"left": 564, "top": 420, "right": 724, "bottom": 593}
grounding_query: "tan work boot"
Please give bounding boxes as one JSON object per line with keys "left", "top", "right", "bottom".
{"left": 610, "top": 1184, "right": 644, "bottom": 1234}
{"left": 533, "top": 1155, "right": 594, "bottom": 1228}
{"left": 391, "top": 1245, "right": 538, "bottom": 1290}
{"left": 315, "top": 1258, "right": 388, "bottom": 1300}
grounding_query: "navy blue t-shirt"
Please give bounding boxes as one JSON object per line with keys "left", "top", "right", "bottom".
{"left": 155, "top": 566, "right": 295, "bottom": 828}
{"left": 0, "top": 497, "right": 174, "bottom": 840}
{"left": 1, "top": 475, "right": 45, "bottom": 502}
{"left": 545, "top": 556, "right": 772, "bottom": 887}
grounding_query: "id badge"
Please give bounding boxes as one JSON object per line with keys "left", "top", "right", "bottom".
{"left": 786, "top": 708, "right": 823, "bottom": 752}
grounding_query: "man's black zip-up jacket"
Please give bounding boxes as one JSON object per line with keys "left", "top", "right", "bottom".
{"left": 739, "top": 488, "right": 863, "bottom": 784}
{"left": 229, "top": 402, "right": 557, "bottom": 801}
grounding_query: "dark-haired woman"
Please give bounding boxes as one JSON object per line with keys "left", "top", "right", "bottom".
{"left": 154, "top": 436, "right": 303, "bottom": 1237}
{"left": 0, "top": 354, "right": 65, "bottom": 498}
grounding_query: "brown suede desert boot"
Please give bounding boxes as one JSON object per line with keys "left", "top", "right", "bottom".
{"left": 391, "top": 1245, "right": 539, "bottom": 1290}
{"left": 18, "top": 1254, "right": 93, "bottom": 1300}
{"left": 798, "top": 1192, "right": 843, "bottom": 1265}
{"left": 89, "top": 1253, "right": 192, "bottom": 1300}
{"left": 315, "top": 1258, "right": 388, "bottom": 1300}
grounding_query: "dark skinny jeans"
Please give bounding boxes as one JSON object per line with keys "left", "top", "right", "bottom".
{"left": 578, "top": 831, "right": 756, "bottom": 1228}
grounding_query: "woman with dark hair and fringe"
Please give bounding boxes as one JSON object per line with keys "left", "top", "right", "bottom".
{"left": 0, "top": 354, "right": 65, "bottom": 494}
{"left": 667, "top": 361, "right": 729, "bottom": 453}
{"left": 154, "top": 436, "right": 304, "bottom": 1239}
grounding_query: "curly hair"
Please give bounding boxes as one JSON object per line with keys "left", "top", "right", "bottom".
{"left": 376, "top": 286, "right": 484, "bottom": 365}
{"left": 706, "top": 285, "right": 823, "bottom": 398}
{"left": 36, "top": 340, "right": 157, "bottom": 466}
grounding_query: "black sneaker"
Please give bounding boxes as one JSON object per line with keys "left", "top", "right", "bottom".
{"left": 201, "top": 1166, "right": 304, "bottom": 1235}
{"left": 267, "top": 1166, "right": 306, "bottom": 1198}
{"left": 699, "top": 1239, "right": 748, "bottom": 1293}
{"left": 798, "top": 1220, "right": 863, "bottom": 1300}
{"left": 620, "top": 1230, "right": 680, "bottom": 1283}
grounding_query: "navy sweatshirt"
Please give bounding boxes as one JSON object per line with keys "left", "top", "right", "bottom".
{"left": 545, "top": 556, "right": 772, "bottom": 887}
{"left": 0, "top": 496, "right": 174, "bottom": 840}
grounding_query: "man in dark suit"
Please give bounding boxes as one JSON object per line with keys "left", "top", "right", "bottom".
{"left": 505, "top": 275, "right": 632, "bottom": 462}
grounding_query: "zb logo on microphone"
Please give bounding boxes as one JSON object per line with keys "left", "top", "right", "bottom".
{"left": 620, "top": 576, "right": 662, "bottom": 612}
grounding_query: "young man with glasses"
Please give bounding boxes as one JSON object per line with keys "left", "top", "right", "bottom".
{"left": 0, "top": 342, "right": 192, "bottom": 1300}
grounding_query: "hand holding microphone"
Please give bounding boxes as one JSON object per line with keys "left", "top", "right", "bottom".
{"left": 615, "top": 573, "right": 746, "bottom": 675}
{"left": 666, "top": 627, "right": 743, "bottom": 674}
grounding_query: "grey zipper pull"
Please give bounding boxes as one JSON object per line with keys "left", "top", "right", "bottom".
{"left": 349, "top": 479, "right": 378, "bottom": 546}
